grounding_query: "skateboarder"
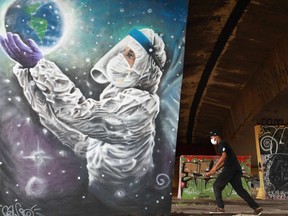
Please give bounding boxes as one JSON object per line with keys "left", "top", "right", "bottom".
{"left": 206, "top": 130, "right": 263, "bottom": 215}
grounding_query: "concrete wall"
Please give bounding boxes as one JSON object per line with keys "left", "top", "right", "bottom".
{"left": 223, "top": 34, "right": 288, "bottom": 166}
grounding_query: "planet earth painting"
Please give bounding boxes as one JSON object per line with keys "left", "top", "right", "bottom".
{"left": 4, "top": 0, "right": 64, "bottom": 53}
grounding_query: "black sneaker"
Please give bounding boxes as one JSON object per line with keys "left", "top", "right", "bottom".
{"left": 254, "top": 207, "right": 263, "bottom": 215}
{"left": 215, "top": 207, "right": 225, "bottom": 212}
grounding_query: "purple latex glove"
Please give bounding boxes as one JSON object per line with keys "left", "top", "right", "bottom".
{"left": 0, "top": 32, "right": 43, "bottom": 68}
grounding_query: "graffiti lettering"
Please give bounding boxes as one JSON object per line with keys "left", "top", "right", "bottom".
{"left": 260, "top": 118, "right": 284, "bottom": 125}
{"left": 1, "top": 203, "right": 42, "bottom": 216}
{"left": 267, "top": 190, "right": 288, "bottom": 199}
{"left": 179, "top": 155, "right": 252, "bottom": 199}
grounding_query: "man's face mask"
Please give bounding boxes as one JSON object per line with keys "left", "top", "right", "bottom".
{"left": 106, "top": 53, "right": 140, "bottom": 88}
{"left": 210, "top": 137, "right": 218, "bottom": 145}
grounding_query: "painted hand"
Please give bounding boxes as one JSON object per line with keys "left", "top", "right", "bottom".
{"left": 0, "top": 32, "right": 43, "bottom": 68}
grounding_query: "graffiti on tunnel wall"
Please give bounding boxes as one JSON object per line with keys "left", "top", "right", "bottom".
{"left": 0, "top": 0, "right": 189, "bottom": 215}
{"left": 177, "top": 155, "right": 252, "bottom": 199}
{"left": 255, "top": 125, "right": 288, "bottom": 200}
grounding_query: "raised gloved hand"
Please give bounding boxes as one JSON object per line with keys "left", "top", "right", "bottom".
{"left": 0, "top": 32, "right": 43, "bottom": 68}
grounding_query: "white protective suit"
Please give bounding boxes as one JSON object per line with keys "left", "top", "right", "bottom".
{"left": 13, "top": 28, "right": 166, "bottom": 203}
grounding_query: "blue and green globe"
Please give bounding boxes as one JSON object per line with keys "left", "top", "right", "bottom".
{"left": 4, "top": 0, "right": 64, "bottom": 53}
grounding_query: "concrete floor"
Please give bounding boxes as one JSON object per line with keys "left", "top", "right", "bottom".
{"left": 171, "top": 198, "right": 288, "bottom": 216}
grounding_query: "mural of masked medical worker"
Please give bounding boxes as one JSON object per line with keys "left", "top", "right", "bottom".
{"left": 0, "top": 28, "right": 166, "bottom": 208}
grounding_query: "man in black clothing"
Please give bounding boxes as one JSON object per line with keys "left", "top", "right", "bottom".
{"left": 206, "top": 130, "right": 263, "bottom": 215}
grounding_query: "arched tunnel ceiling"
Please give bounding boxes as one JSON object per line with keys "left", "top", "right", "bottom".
{"left": 177, "top": 0, "right": 288, "bottom": 152}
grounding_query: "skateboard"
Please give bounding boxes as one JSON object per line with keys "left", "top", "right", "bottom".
{"left": 201, "top": 211, "right": 262, "bottom": 216}
{"left": 202, "top": 212, "right": 238, "bottom": 216}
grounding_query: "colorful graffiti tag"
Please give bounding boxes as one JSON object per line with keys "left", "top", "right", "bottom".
{"left": 178, "top": 155, "right": 252, "bottom": 200}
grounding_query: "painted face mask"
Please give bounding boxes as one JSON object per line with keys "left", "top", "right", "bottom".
{"left": 210, "top": 138, "right": 218, "bottom": 145}
{"left": 106, "top": 53, "right": 140, "bottom": 88}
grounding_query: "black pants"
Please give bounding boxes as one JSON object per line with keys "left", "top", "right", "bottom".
{"left": 213, "top": 169, "right": 259, "bottom": 209}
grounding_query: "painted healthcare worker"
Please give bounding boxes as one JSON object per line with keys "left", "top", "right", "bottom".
{"left": 0, "top": 28, "right": 166, "bottom": 207}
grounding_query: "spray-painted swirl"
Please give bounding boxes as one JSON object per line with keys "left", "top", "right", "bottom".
{"left": 260, "top": 135, "right": 278, "bottom": 154}
{"left": 155, "top": 173, "right": 170, "bottom": 189}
